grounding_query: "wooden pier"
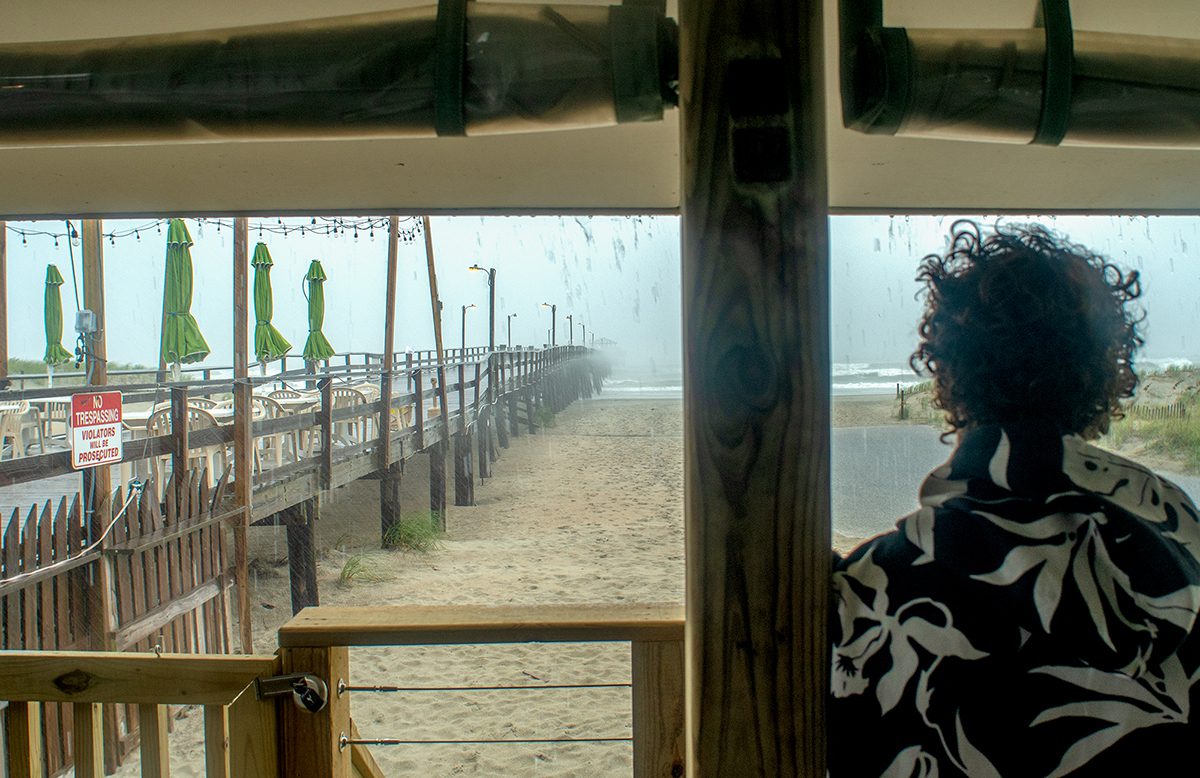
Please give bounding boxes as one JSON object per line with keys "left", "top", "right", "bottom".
{"left": 0, "top": 344, "right": 603, "bottom": 774}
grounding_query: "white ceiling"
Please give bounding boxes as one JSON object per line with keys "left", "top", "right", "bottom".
{"left": 0, "top": 0, "right": 1197, "bottom": 216}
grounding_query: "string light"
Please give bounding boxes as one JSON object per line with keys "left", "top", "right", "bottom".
{"left": 3, "top": 216, "right": 422, "bottom": 245}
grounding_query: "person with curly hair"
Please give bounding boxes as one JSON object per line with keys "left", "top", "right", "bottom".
{"left": 829, "top": 222, "right": 1200, "bottom": 777}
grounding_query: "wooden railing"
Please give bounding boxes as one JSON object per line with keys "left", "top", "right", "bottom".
{"left": 0, "top": 650, "right": 280, "bottom": 777}
{"left": 1, "top": 603, "right": 683, "bottom": 777}
{"left": 276, "top": 603, "right": 685, "bottom": 778}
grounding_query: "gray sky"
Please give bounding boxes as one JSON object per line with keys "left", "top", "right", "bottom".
{"left": 3, "top": 215, "right": 683, "bottom": 375}
{"left": 5, "top": 214, "right": 1197, "bottom": 378}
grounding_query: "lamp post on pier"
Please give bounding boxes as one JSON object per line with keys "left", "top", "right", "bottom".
{"left": 461, "top": 303, "right": 476, "bottom": 352}
{"left": 468, "top": 264, "right": 496, "bottom": 351}
{"left": 580, "top": 322, "right": 587, "bottom": 349}
{"left": 565, "top": 314, "right": 574, "bottom": 345}
{"left": 506, "top": 313, "right": 517, "bottom": 348}
{"left": 541, "top": 302, "right": 557, "bottom": 346}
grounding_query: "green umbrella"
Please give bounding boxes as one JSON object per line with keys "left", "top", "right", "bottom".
{"left": 160, "top": 219, "right": 210, "bottom": 370}
{"left": 43, "top": 264, "right": 73, "bottom": 366}
{"left": 302, "top": 260, "right": 335, "bottom": 361}
{"left": 252, "top": 242, "right": 292, "bottom": 364}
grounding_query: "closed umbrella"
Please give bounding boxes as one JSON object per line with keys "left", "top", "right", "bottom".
{"left": 42, "top": 264, "right": 73, "bottom": 387}
{"left": 252, "top": 242, "right": 292, "bottom": 367}
{"left": 302, "top": 260, "right": 335, "bottom": 362}
{"left": 160, "top": 218, "right": 210, "bottom": 379}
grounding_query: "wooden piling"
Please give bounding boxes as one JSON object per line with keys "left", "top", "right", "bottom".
{"left": 681, "top": 0, "right": 831, "bottom": 774}
{"left": 428, "top": 439, "right": 446, "bottom": 532}
{"left": 231, "top": 217, "right": 254, "bottom": 654}
{"left": 284, "top": 500, "right": 319, "bottom": 615}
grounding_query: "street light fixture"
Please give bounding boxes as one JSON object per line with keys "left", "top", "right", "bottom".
{"left": 580, "top": 322, "right": 587, "bottom": 348}
{"left": 461, "top": 303, "right": 477, "bottom": 352}
{"left": 540, "top": 302, "right": 557, "bottom": 346}
{"left": 506, "top": 313, "right": 518, "bottom": 348}
{"left": 468, "top": 264, "right": 496, "bottom": 351}
{"left": 565, "top": 314, "right": 574, "bottom": 345}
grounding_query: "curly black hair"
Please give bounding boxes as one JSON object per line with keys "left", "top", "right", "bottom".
{"left": 910, "top": 221, "right": 1143, "bottom": 438}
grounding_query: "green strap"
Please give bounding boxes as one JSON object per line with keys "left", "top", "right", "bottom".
{"left": 1032, "top": 0, "right": 1074, "bottom": 146}
{"left": 434, "top": 0, "right": 468, "bottom": 137}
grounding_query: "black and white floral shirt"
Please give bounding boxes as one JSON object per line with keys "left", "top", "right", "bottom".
{"left": 830, "top": 425, "right": 1200, "bottom": 777}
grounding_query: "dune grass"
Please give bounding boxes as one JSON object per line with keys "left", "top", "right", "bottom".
{"left": 382, "top": 512, "right": 443, "bottom": 553}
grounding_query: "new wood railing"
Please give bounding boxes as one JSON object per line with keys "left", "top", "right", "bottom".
{"left": 276, "top": 604, "right": 686, "bottom": 778}
{"left": 0, "top": 650, "right": 280, "bottom": 777}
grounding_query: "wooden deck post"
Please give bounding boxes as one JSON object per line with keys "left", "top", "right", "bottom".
{"left": 495, "top": 355, "right": 510, "bottom": 450}
{"left": 632, "top": 639, "right": 686, "bottom": 778}
{"left": 680, "top": 0, "right": 831, "bottom": 774}
{"left": 318, "top": 379, "right": 333, "bottom": 492}
{"left": 285, "top": 499, "right": 319, "bottom": 615}
{"left": 429, "top": 439, "right": 446, "bottom": 532}
{"left": 231, "top": 216, "right": 254, "bottom": 654}
{"left": 81, "top": 218, "right": 121, "bottom": 772}
{"left": 170, "top": 386, "right": 190, "bottom": 499}
{"left": 280, "top": 646, "right": 351, "bottom": 778}
{"left": 453, "top": 366, "right": 474, "bottom": 506}
{"left": 72, "top": 702, "right": 104, "bottom": 778}
{"left": 137, "top": 703, "right": 170, "bottom": 778}
{"left": 5, "top": 701, "right": 44, "bottom": 778}
{"left": 380, "top": 216, "right": 401, "bottom": 546}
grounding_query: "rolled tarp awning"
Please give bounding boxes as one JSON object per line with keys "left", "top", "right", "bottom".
{"left": 0, "top": 1, "right": 678, "bottom": 146}
{"left": 840, "top": 0, "right": 1200, "bottom": 148}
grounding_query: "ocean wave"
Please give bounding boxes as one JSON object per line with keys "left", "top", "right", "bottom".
{"left": 832, "top": 363, "right": 915, "bottom": 379}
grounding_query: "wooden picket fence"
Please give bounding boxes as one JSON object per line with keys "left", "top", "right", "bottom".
{"left": 0, "top": 466, "right": 234, "bottom": 775}
{"left": 1127, "top": 400, "right": 1190, "bottom": 421}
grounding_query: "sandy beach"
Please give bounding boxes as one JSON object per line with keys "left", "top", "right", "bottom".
{"left": 108, "top": 393, "right": 912, "bottom": 776}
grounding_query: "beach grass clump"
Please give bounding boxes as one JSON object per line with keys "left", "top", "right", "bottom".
{"left": 383, "top": 513, "right": 443, "bottom": 553}
{"left": 535, "top": 406, "right": 557, "bottom": 428}
{"left": 336, "top": 554, "right": 394, "bottom": 588}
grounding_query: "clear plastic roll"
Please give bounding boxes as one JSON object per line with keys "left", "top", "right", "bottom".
{"left": 0, "top": 3, "right": 678, "bottom": 146}
{"left": 844, "top": 27, "right": 1200, "bottom": 148}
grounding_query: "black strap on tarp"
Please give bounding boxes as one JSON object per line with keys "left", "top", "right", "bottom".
{"left": 434, "top": 0, "right": 469, "bottom": 137}
{"left": 1032, "top": 0, "right": 1074, "bottom": 146}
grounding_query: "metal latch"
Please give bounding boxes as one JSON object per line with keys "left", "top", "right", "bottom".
{"left": 255, "top": 673, "right": 329, "bottom": 713}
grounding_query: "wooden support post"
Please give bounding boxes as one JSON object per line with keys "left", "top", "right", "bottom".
{"left": 454, "top": 365, "right": 473, "bottom": 506}
{"left": 280, "top": 646, "right": 351, "bottom": 778}
{"left": 632, "top": 640, "right": 686, "bottom": 778}
{"left": 0, "top": 220, "right": 7, "bottom": 389}
{"left": 285, "top": 500, "right": 319, "bottom": 615}
{"left": 137, "top": 703, "right": 170, "bottom": 778}
{"left": 72, "top": 702, "right": 103, "bottom": 778}
{"left": 170, "top": 385, "right": 191, "bottom": 495}
{"left": 429, "top": 439, "right": 446, "bottom": 532}
{"left": 81, "top": 219, "right": 120, "bottom": 772}
{"left": 495, "top": 355, "right": 510, "bottom": 450}
{"left": 318, "top": 379, "right": 333, "bottom": 492}
{"left": 231, "top": 217, "right": 254, "bottom": 655}
{"left": 5, "top": 701, "right": 44, "bottom": 778}
{"left": 379, "top": 463, "right": 402, "bottom": 548}
{"left": 414, "top": 369, "right": 425, "bottom": 451}
{"left": 681, "top": 0, "right": 830, "bottom": 774}
{"left": 204, "top": 705, "right": 230, "bottom": 778}
{"left": 379, "top": 216, "right": 401, "bottom": 548}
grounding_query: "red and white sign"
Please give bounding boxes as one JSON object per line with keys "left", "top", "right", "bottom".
{"left": 71, "top": 391, "right": 123, "bottom": 470}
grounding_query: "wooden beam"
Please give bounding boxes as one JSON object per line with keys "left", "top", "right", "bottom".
{"left": 226, "top": 681, "right": 278, "bottom": 778}
{"left": 632, "top": 640, "right": 686, "bottom": 778}
{"left": 204, "top": 704, "right": 230, "bottom": 778}
{"left": 380, "top": 215, "right": 400, "bottom": 471}
{"left": 0, "top": 652, "right": 279, "bottom": 705}
{"left": 232, "top": 218, "right": 254, "bottom": 655}
{"left": 285, "top": 500, "right": 319, "bottom": 615}
{"left": 277, "top": 603, "right": 684, "bottom": 647}
{"left": 0, "top": 220, "right": 7, "bottom": 387}
{"left": 280, "top": 646, "right": 351, "bottom": 778}
{"left": 137, "top": 703, "right": 171, "bottom": 778}
{"left": 680, "top": 0, "right": 831, "bottom": 775}
{"left": 4, "top": 700, "right": 44, "bottom": 778}
{"left": 71, "top": 702, "right": 104, "bottom": 778}
{"left": 421, "top": 216, "right": 451, "bottom": 439}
